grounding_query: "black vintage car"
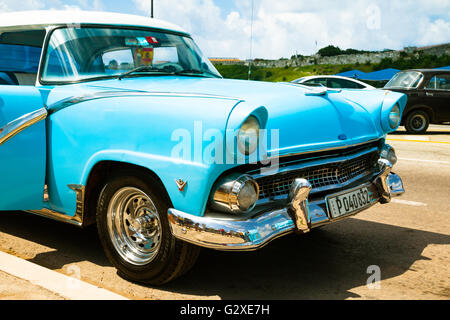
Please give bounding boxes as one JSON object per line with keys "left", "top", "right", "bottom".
{"left": 384, "top": 69, "right": 450, "bottom": 133}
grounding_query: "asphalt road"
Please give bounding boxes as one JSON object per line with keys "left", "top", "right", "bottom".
{"left": 0, "top": 125, "right": 449, "bottom": 300}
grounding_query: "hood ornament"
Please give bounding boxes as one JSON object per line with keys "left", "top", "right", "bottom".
{"left": 304, "top": 87, "right": 342, "bottom": 96}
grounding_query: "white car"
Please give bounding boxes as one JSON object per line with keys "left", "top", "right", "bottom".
{"left": 292, "top": 75, "right": 375, "bottom": 90}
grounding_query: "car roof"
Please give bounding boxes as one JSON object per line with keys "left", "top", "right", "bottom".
{"left": 292, "top": 75, "right": 374, "bottom": 87}
{"left": 295, "top": 75, "right": 364, "bottom": 81}
{"left": 402, "top": 69, "right": 450, "bottom": 74}
{"left": 0, "top": 10, "right": 188, "bottom": 35}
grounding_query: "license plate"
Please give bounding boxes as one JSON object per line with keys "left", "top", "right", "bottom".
{"left": 327, "top": 187, "right": 371, "bottom": 218}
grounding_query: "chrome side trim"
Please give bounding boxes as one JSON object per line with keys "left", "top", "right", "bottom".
{"left": 27, "top": 208, "right": 83, "bottom": 227}
{"left": 27, "top": 184, "right": 86, "bottom": 227}
{"left": 43, "top": 184, "right": 49, "bottom": 202}
{"left": 48, "top": 91, "right": 241, "bottom": 114}
{"left": 168, "top": 172, "right": 404, "bottom": 251}
{"left": 68, "top": 184, "right": 86, "bottom": 222}
{"left": 0, "top": 108, "right": 47, "bottom": 146}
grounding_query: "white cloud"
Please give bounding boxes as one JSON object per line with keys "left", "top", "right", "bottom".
{"left": 1, "top": 0, "right": 448, "bottom": 59}
{"left": 0, "top": 0, "right": 103, "bottom": 13}
{"left": 133, "top": 0, "right": 450, "bottom": 59}
{"left": 0, "top": 0, "right": 45, "bottom": 12}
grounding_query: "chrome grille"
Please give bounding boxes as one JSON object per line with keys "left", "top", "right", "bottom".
{"left": 256, "top": 151, "right": 378, "bottom": 200}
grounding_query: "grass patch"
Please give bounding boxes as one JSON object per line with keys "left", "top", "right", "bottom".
{"left": 215, "top": 63, "right": 377, "bottom": 82}
{"left": 214, "top": 52, "right": 450, "bottom": 83}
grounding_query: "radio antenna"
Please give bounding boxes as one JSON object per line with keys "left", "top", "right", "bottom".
{"left": 248, "top": 0, "right": 254, "bottom": 80}
{"left": 151, "top": 0, "right": 154, "bottom": 18}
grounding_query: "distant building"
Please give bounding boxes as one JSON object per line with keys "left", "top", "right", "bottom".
{"left": 403, "top": 46, "right": 418, "bottom": 54}
{"left": 209, "top": 57, "right": 244, "bottom": 65}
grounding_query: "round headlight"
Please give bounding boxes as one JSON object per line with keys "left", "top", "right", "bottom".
{"left": 236, "top": 179, "right": 259, "bottom": 212}
{"left": 237, "top": 116, "right": 260, "bottom": 155}
{"left": 210, "top": 174, "right": 260, "bottom": 214}
{"left": 389, "top": 104, "right": 401, "bottom": 129}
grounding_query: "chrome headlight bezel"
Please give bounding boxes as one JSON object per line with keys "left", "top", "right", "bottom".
{"left": 237, "top": 116, "right": 260, "bottom": 156}
{"left": 209, "top": 174, "right": 260, "bottom": 214}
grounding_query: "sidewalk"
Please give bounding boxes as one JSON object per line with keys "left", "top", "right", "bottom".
{"left": 0, "top": 270, "right": 65, "bottom": 300}
{"left": 0, "top": 250, "right": 128, "bottom": 300}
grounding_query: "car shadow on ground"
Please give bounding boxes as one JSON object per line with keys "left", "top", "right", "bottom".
{"left": 0, "top": 211, "right": 109, "bottom": 268}
{"left": 0, "top": 211, "right": 449, "bottom": 299}
{"left": 164, "top": 219, "right": 450, "bottom": 299}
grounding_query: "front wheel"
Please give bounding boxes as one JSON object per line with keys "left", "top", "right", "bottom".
{"left": 96, "top": 171, "right": 200, "bottom": 285}
{"left": 405, "top": 110, "right": 430, "bottom": 134}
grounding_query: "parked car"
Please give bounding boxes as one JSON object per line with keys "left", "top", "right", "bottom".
{"left": 292, "top": 75, "right": 375, "bottom": 90}
{"left": 384, "top": 69, "right": 450, "bottom": 133}
{"left": 0, "top": 10, "right": 406, "bottom": 285}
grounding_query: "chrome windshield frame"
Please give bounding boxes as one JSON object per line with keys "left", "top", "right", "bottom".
{"left": 37, "top": 24, "right": 220, "bottom": 86}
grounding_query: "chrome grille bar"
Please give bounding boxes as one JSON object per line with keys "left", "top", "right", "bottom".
{"left": 254, "top": 147, "right": 379, "bottom": 201}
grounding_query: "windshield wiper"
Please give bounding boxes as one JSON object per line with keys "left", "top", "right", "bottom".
{"left": 118, "top": 66, "right": 221, "bottom": 80}
{"left": 175, "top": 69, "right": 221, "bottom": 78}
{"left": 117, "top": 66, "right": 173, "bottom": 80}
{"left": 175, "top": 69, "right": 203, "bottom": 75}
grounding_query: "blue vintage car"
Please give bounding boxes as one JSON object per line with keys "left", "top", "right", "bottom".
{"left": 0, "top": 10, "right": 405, "bottom": 285}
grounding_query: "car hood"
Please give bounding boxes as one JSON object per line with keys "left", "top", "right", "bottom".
{"left": 45, "top": 76, "right": 397, "bottom": 156}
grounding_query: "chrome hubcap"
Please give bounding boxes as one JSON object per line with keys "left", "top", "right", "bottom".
{"left": 107, "top": 187, "right": 162, "bottom": 265}
{"left": 411, "top": 114, "right": 426, "bottom": 131}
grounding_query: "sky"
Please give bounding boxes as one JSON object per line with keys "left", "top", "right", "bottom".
{"left": 0, "top": 0, "right": 449, "bottom": 59}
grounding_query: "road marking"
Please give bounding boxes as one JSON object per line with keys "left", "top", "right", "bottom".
{"left": 391, "top": 199, "right": 427, "bottom": 207}
{"left": 0, "top": 250, "right": 128, "bottom": 300}
{"left": 399, "top": 157, "right": 450, "bottom": 165}
{"left": 404, "top": 136, "right": 430, "bottom": 141}
{"left": 387, "top": 138, "right": 450, "bottom": 144}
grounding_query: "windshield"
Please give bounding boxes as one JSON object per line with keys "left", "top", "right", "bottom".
{"left": 41, "top": 27, "right": 221, "bottom": 83}
{"left": 384, "top": 71, "right": 424, "bottom": 89}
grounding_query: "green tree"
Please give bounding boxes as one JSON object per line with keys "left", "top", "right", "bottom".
{"left": 318, "top": 45, "right": 343, "bottom": 57}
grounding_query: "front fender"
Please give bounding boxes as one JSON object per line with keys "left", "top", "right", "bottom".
{"left": 45, "top": 93, "right": 242, "bottom": 217}
{"left": 338, "top": 89, "right": 407, "bottom": 134}
{"left": 80, "top": 149, "right": 222, "bottom": 216}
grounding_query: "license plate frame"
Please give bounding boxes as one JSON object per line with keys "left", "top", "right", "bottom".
{"left": 326, "top": 186, "right": 373, "bottom": 219}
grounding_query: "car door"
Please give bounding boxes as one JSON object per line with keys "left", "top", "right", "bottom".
{"left": 0, "top": 85, "right": 47, "bottom": 210}
{"left": 423, "top": 74, "right": 450, "bottom": 121}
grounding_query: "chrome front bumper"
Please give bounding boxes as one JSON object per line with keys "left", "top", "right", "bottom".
{"left": 168, "top": 164, "right": 404, "bottom": 251}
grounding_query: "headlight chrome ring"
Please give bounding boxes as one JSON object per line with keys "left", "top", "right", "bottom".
{"left": 210, "top": 174, "right": 260, "bottom": 214}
